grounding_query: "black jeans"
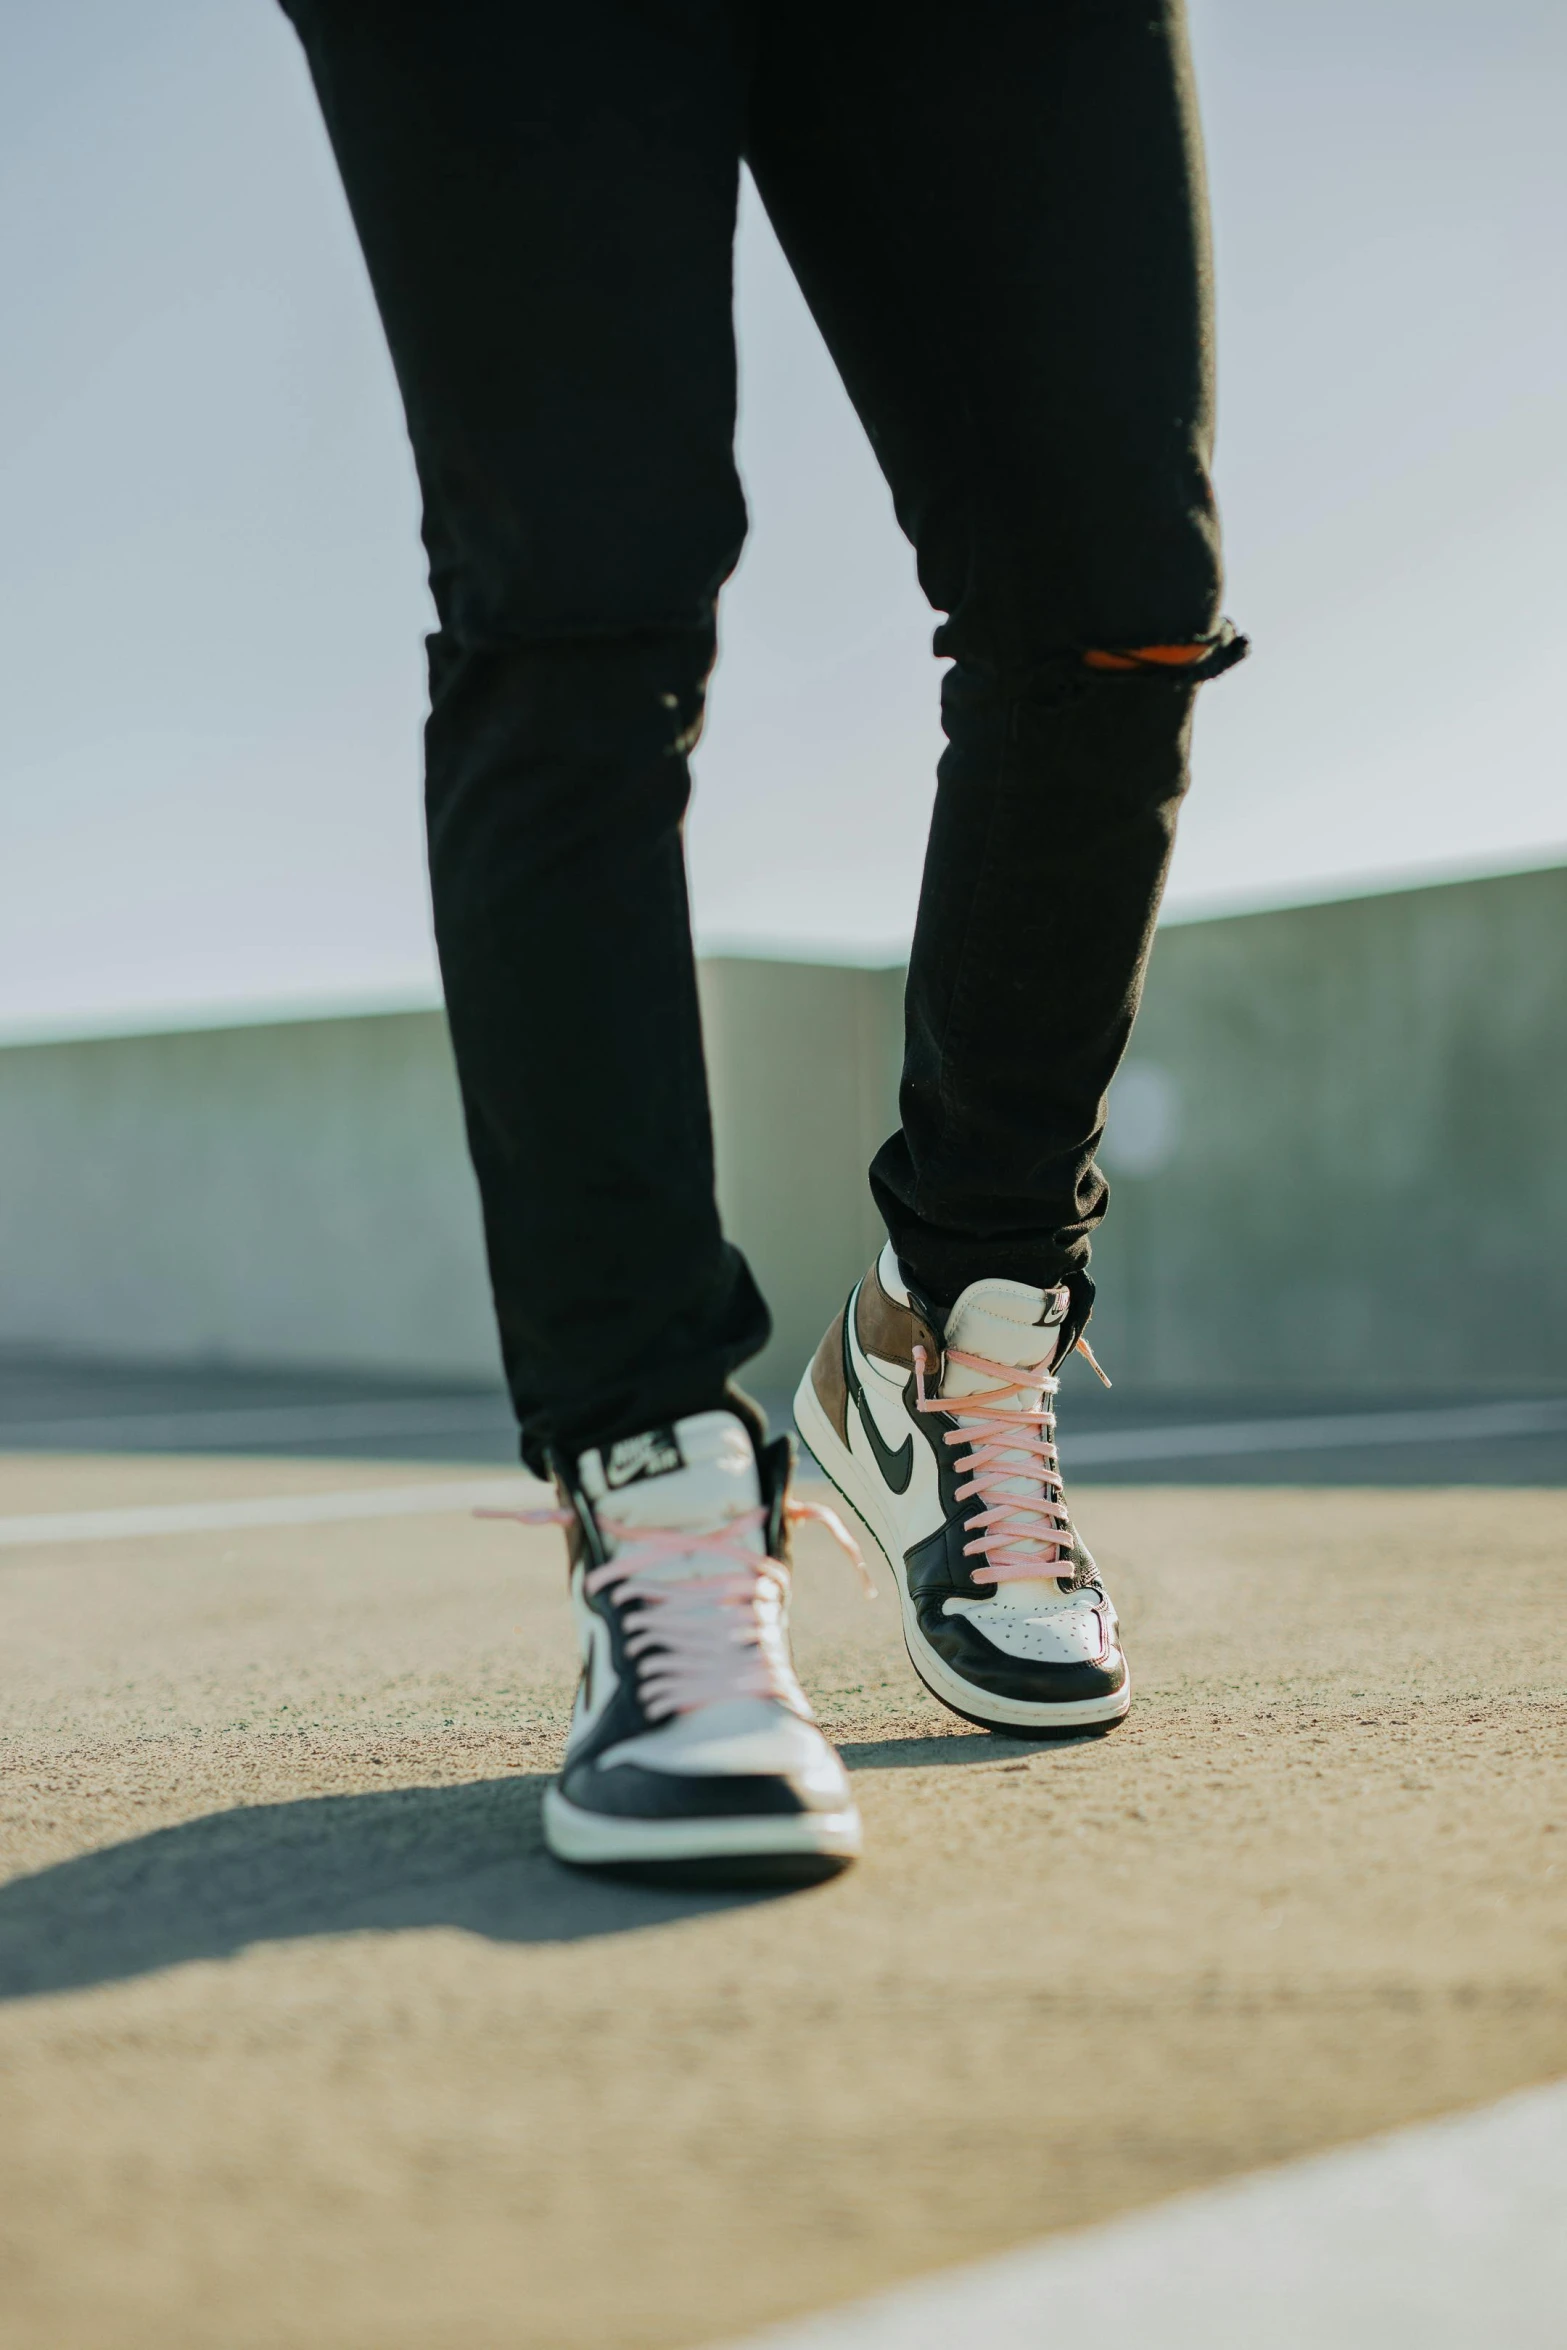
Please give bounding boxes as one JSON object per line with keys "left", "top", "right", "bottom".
{"left": 279, "top": 0, "right": 1243, "bottom": 1472}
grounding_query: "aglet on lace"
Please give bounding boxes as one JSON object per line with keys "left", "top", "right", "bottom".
{"left": 912, "top": 1339, "right": 1097, "bottom": 1587}
{"left": 478, "top": 1494, "right": 873, "bottom": 1721}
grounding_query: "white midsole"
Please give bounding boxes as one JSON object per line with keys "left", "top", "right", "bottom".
{"left": 542, "top": 1784, "right": 862, "bottom": 1865}
{"left": 792, "top": 1368, "right": 1132, "bottom": 1731}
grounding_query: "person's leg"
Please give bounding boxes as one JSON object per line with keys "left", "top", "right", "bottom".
{"left": 278, "top": 0, "right": 768, "bottom": 1474}
{"left": 276, "top": 0, "right": 862, "bottom": 1879}
{"left": 760, "top": 0, "right": 1243, "bottom": 1734}
{"left": 748, "top": 0, "right": 1244, "bottom": 1331}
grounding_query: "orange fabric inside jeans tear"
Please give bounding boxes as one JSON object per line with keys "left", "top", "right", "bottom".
{"left": 1081, "top": 642, "right": 1214, "bottom": 671}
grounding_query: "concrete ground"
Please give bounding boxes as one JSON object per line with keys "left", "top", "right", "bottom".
{"left": 1, "top": 1448, "right": 1564, "bottom": 2349}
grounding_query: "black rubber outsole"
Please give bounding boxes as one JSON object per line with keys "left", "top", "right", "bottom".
{"left": 552, "top": 1851, "right": 854, "bottom": 1892}
{"left": 921, "top": 1686, "right": 1128, "bottom": 1743}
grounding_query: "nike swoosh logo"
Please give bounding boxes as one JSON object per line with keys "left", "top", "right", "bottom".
{"left": 842, "top": 1285, "right": 914, "bottom": 1494}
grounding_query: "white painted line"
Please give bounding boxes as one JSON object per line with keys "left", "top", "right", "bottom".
{"left": 0, "top": 1476, "right": 542, "bottom": 1550}
{"left": 723, "top": 2078, "right": 1567, "bottom": 2349}
{"left": 1062, "top": 1395, "right": 1567, "bottom": 1466}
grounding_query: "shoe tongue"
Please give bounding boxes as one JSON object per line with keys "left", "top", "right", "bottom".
{"left": 940, "top": 1281, "right": 1074, "bottom": 1593}
{"left": 578, "top": 1410, "right": 763, "bottom": 1543}
{"left": 941, "top": 1278, "right": 1068, "bottom": 1405}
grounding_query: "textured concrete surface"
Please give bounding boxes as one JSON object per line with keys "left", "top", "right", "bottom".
{"left": 2, "top": 1453, "right": 1565, "bottom": 2349}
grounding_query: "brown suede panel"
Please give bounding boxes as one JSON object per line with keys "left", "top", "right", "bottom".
{"left": 808, "top": 1310, "right": 851, "bottom": 1444}
{"left": 853, "top": 1261, "right": 941, "bottom": 1376}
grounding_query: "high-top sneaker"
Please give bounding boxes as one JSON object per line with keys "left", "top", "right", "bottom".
{"left": 793, "top": 1245, "right": 1130, "bottom": 1735}
{"left": 501, "top": 1409, "right": 864, "bottom": 1883}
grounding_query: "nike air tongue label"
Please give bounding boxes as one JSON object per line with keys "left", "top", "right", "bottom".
{"left": 602, "top": 1427, "right": 685, "bottom": 1489}
{"left": 1041, "top": 1289, "right": 1069, "bottom": 1325}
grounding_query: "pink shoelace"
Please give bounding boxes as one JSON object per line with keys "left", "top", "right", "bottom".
{"left": 912, "top": 1336, "right": 1107, "bottom": 1589}
{"left": 483, "top": 1497, "right": 870, "bottom": 1721}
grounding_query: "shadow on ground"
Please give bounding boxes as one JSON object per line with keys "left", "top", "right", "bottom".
{"left": 0, "top": 1737, "right": 1030, "bottom": 2002}
{"left": 0, "top": 1773, "right": 778, "bottom": 2001}
{"left": 836, "top": 1730, "right": 1102, "bottom": 1769}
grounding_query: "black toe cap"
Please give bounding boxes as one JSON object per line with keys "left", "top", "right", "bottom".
{"left": 913, "top": 1600, "right": 1127, "bottom": 1706}
{"left": 559, "top": 1760, "right": 812, "bottom": 1820}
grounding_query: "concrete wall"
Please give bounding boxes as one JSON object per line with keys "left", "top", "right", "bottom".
{"left": 0, "top": 958, "right": 903, "bottom": 1391}
{"left": 0, "top": 1009, "right": 500, "bottom": 1380}
{"left": 0, "top": 866, "right": 1562, "bottom": 1397}
{"left": 1091, "top": 864, "right": 1567, "bottom": 1393}
{"left": 699, "top": 957, "right": 902, "bottom": 1385}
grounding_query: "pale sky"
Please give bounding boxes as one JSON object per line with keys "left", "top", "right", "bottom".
{"left": 0, "top": 0, "right": 1562, "bottom": 1035}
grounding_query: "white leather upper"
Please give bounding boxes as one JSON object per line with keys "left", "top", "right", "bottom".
{"left": 944, "top": 1588, "right": 1113, "bottom": 1664}
{"left": 568, "top": 1409, "right": 847, "bottom": 1789}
